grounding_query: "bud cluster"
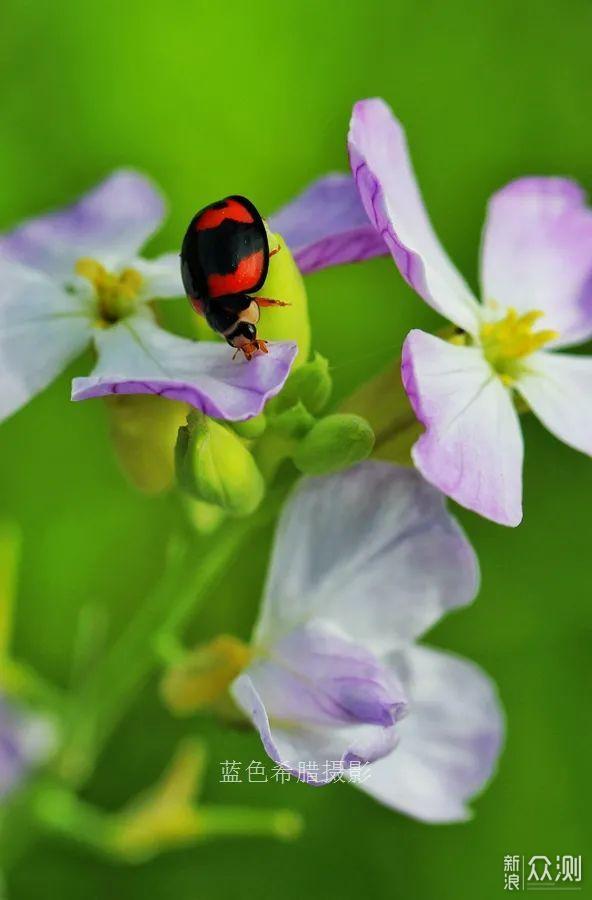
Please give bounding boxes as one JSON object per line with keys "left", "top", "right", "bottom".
{"left": 174, "top": 352, "right": 375, "bottom": 525}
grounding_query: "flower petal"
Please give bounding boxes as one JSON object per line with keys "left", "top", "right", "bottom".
{"left": 0, "top": 260, "right": 92, "bottom": 422}
{"left": 402, "top": 329, "right": 523, "bottom": 526}
{"left": 480, "top": 177, "right": 592, "bottom": 348}
{"left": 348, "top": 99, "right": 480, "bottom": 334}
{"left": 247, "top": 623, "right": 406, "bottom": 728}
{"left": 71, "top": 315, "right": 297, "bottom": 420}
{"left": 268, "top": 174, "right": 388, "bottom": 274}
{"left": 132, "top": 252, "right": 184, "bottom": 300}
{"left": 232, "top": 667, "right": 399, "bottom": 786}
{"left": 517, "top": 350, "right": 592, "bottom": 456}
{"left": 254, "top": 461, "right": 479, "bottom": 654}
{"left": 0, "top": 170, "right": 166, "bottom": 280}
{"left": 0, "top": 697, "right": 55, "bottom": 797}
{"left": 355, "top": 645, "right": 504, "bottom": 823}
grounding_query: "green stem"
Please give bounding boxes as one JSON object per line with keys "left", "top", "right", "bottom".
{"left": 57, "top": 517, "right": 256, "bottom": 785}
{"left": 32, "top": 782, "right": 116, "bottom": 851}
{"left": 0, "top": 786, "right": 44, "bottom": 871}
{"left": 253, "top": 429, "right": 296, "bottom": 482}
{"left": 0, "top": 478, "right": 297, "bottom": 872}
{"left": 30, "top": 784, "right": 302, "bottom": 861}
{"left": 57, "top": 476, "right": 295, "bottom": 787}
{"left": 1, "top": 658, "right": 65, "bottom": 712}
{"left": 197, "top": 805, "right": 303, "bottom": 842}
{"left": 373, "top": 407, "right": 420, "bottom": 449}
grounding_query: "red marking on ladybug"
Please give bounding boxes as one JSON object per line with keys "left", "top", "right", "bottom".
{"left": 206, "top": 250, "right": 266, "bottom": 299}
{"left": 180, "top": 195, "right": 287, "bottom": 360}
{"left": 194, "top": 197, "right": 255, "bottom": 232}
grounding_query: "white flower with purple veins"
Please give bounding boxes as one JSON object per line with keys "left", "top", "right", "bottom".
{"left": 349, "top": 98, "right": 592, "bottom": 526}
{"left": 232, "top": 462, "right": 503, "bottom": 823}
{"left": 0, "top": 696, "right": 53, "bottom": 798}
{"left": 0, "top": 170, "right": 386, "bottom": 425}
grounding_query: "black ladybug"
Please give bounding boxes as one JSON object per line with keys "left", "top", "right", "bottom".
{"left": 181, "top": 195, "right": 286, "bottom": 360}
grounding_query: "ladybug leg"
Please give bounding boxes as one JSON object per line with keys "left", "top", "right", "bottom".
{"left": 269, "top": 244, "right": 282, "bottom": 258}
{"left": 256, "top": 297, "right": 291, "bottom": 308}
{"left": 239, "top": 340, "right": 268, "bottom": 361}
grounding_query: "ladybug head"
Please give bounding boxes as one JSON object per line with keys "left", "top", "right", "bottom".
{"left": 227, "top": 321, "right": 257, "bottom": 349}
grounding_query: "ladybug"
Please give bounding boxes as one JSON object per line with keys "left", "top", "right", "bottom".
{"left": 180, "top": 195, "right": 286, "bottom": 360}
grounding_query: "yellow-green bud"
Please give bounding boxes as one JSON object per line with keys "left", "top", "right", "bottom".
{"left": 230, "top": 413, "right": 267, "bottom": 440}
{"left": 272, "top": 402, "right": 316, "bottom": 439}
{"left": 160, "top": 635, "right": 251, "bottom": 716}
{"left": 271, "top": 352, "right": 332, "bottom": 415}
{"left": 293, "top": 414, "right": 375, "bottom": 476}
{"left": 106, "top": 396, "right": 190, "bottom": 494}
{"left": 183, "top": 498, "right": 227, "bottom": 535}
{"left": 111, "top": 739, "right": 206, "bottom": 861}
{"left": 176, "top": 413, "right": 264, "bottom": 516}
{"left": 255, "top": 232, "right": 310, "bottom": 365}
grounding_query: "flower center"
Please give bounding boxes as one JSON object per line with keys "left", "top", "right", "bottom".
{"left": 479, "top": 308, "right": 558, "bottom": 385}
{"left": 75, "top": 257, "right": 143, "bottom": 324}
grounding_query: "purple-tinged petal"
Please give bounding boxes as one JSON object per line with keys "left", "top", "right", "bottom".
{"left": 255, "top": 461, "right": 479, "bottom": 653}
{"left": 247, "top": 623, "right": 407, "bottom": 729}
{"left": 402, "top": 329, "right": 523, "bottom": 527}
{"left": 355, "top": 645, "right": 504, "bottom": 823}
{"left": 232, "top": 663, "right": 400, "bottom": 786}
{"left": 268, "top": 174, "right": 388, "bottom": 274}
{"left": 0, "top": 170, "right": 166, "bottom": 280}
{"left": 480, "top": 177, "right": 592, "bottom": 348}
{"left": 0, "top": 697, "right": 55, "bottom": 797}
{"left": 71, "top": 315, "right": 297, "bottom": 421}
{"left": 0, "top": 260, "right": 93, "bottom": 423}
{"left": 131, "top": 252, "right": 184, "bottom": 300}
{"left": 516, "top": 350, "right": 592, "bottom": 456}
{"left": 348, "top": 99, "right": 481, "bottom": 335}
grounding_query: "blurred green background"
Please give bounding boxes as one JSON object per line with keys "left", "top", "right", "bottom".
{"left": 1, "top": 0, "right": 591, "bottom": 897}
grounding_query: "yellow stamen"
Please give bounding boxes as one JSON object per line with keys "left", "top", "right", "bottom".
{"left": 75, "top": 257, "right": 143, "bottom": 323}
{"left": 480, "top": 307, "right": 558, "bottom": 384}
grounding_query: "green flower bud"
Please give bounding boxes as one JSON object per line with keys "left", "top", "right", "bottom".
{"left": 293, "top": 414, "right": 375, "bottom": 476}
{"left": 230, "top": 413, "right": 267, "bottom": 440}
{"left": 253, "top": 402, "right": 316, "bottom": 481}
{"left": 272, "top": 402, "right": 316, "bottom": 439}
{"left": 183, "top": 498, "right": 227, "bottom": 535}
{"left": 160, "top": 635, "right": 251, "bottom": 716}
{"left": 106, "top": 396, "right": 190, "bottom": 494}
{"left": 255, "top": 232, "right": 310, "bottom": 365}
{"left": 271, "top": 352, "right": 332, "bottom": 415}
{"left": 176, "top": 413, "right": 264, "bottom": 517}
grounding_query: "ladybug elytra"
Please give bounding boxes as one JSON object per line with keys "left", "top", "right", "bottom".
{"left": 180, "top": 196, "right": 286, "bottom": 360}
